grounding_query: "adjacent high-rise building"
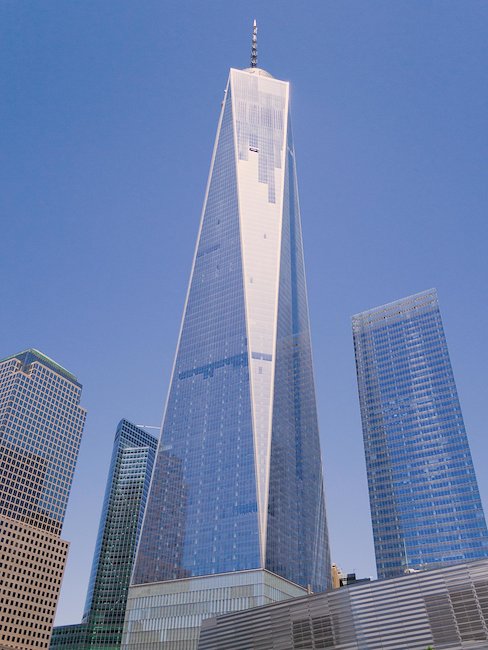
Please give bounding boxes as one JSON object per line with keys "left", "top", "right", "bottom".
{"left": 352, "top": 289, "right": 488, "bottom": 580}
{"left": 123, "top": 27, "right": 330, "bottom": 650}
{"left": 50, "top": 420, "right": 157, "bottom": 650}
{"left": 0, "top": 349, "right": 86, "bottom": 650}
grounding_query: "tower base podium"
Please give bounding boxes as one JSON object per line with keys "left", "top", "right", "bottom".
{"left": 122, "top": 569, "right": 307, "bottom": 650}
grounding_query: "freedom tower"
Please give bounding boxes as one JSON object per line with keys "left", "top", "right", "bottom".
{"left": 123, "top": 24, "right": 330, "bottom": 649}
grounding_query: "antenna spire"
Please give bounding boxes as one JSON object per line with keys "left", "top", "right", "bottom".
{"left": 251, "top": 19, "right": 258, "bottom": 68}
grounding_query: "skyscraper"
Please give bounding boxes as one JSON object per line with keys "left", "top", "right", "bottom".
{"left": 123, "top": 27, "right": 330, "bottom": 650}
{"left": 352, "top": 289, "right": 488, "bottom": 580}
{"left": 0, "top": 349, "right": 86, "bottom": 650}
{"left": 50, "top": 420, "right": 157, "bottom": 650}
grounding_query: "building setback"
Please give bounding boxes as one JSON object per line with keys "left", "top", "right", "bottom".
{"left": 123, "top": 25, "right": 330, "bottom": 650}
{"left": 50, "top": 420, "right": 157, "bottom": 650}
{"left": 0, "top": 349, "right": 86, "bottom": 650}
{"left": 198, "top": 559, "right": 488, "bottom": 650}
{"left": 352, "top": 289, "right": 488, "bottom": 580}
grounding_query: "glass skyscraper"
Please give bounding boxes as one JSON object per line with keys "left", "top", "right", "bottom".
{"left": 51, "top": 420, "right": 157, "bottom": 650}
{"left": 0, "top": 349, "right": 86, "bottom": 650}
{"left": 353, "top": 289, "right": 488, "bottom": 580}
{"left": 123, "top": 49, "right": 330, "bottom": 650}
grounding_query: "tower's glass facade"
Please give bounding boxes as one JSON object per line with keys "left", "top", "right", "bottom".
{"left": 353, "top": 289, "right": 488, "bottom": 580}
{"left": 51, "top": 420, "right": 156, "bottom": 650}
{"left": 131, "top": 65, "right": 330, "bottom": 598}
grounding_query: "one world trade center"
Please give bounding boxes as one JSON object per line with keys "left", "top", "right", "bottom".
{"left": 123, "top": 24, "right": 331, "bottom": 650}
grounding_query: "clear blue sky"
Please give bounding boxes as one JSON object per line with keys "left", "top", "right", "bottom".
{"left": 1, "top": 1, "right": 487, "bottom": 625}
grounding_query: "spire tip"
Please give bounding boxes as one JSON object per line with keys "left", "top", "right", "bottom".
{"left": 251, "top": 19, "right": 258, "bottom": 68}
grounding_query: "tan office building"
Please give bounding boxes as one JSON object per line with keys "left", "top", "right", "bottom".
{"left": 0, "top": 350, "right": 86, "bottom": 650}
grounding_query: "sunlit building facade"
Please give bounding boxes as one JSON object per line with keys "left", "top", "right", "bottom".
{"left": 50, "top": 420, "right": 157, "bottom": 650}
{"left": 123, "top": 57, "right": 330, "bottom": 649}
{"left": 353, "top": 289, "right": 488, "bottom": 580}
{"left": 0, "top": 349, "right": 86, "bottom": 650}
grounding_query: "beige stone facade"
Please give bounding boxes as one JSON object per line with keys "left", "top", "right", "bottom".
{"left": 0, "top": 517, "right": 68, "bottom": 650}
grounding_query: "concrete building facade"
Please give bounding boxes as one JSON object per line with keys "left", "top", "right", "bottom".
{"left": 199, "top": 559, "right": 488, "bottom": 650}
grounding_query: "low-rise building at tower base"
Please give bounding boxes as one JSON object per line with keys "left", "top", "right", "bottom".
{"left": 122, "top": 570, "right": 307, "bottom": 650}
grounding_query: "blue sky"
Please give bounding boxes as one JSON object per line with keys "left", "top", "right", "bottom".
{"left": 1, "top": 1, "right": 487, "bottom": 625}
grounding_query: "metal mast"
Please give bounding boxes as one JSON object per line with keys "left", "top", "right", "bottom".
{"left": 251, "top": 19, "right": 257, "bottom": 67}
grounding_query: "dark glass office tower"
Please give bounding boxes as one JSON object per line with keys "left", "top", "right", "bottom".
{"left": 51, "top": 420, "right": 157, "bottom": 650}
{"left": 353, "top": 289, "right": 488, "bottom": 580}
{"left": 124, "top": 47, "right": 330, "bottom": 650}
